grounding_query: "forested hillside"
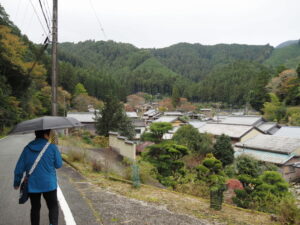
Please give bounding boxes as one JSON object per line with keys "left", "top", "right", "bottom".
{"left": 152, "top": 43, "right": 273, "bottom": 81}
{"left": 264, "top": 42, "right": 300, "bottom": 69}
{"left": 0, "top": 5, "right": 50, "bottom": 131}
{"left": 1, "top": 3, "right": 299, "bottom": 131}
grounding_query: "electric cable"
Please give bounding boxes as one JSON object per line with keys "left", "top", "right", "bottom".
{"left": 28, "top": 0, "right": 50, "bottom": 38}
{"left": 42, "top": 0, "right": 52, "bottom": 28}
{"left": 88, "top": 0, "right": 107, "bottom": 39}
{"left": 38, "top": 0, "right": 51, "bottom": 33}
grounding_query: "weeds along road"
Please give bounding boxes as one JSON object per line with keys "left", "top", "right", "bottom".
{"left": 0, "top": 134, "right": 212, "bottom": 225}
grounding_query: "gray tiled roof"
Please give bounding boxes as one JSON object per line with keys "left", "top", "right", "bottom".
{"left": 67, "top": 112, "right": 95, "bottom": 123}
{"left": 153, "top": 116, "right": 178, "bottom": 123}
{"left": 198, "top": 123, "right": 255, "bottom": 138}
{"left": 274, "top": 126, "right": 300, "bottom": 139}
{"left": 234, "top": 147, "right": 294, "bottom": 165}
{"left": 218, "top": 115, "right": 263, "bottom": 126}
{"left": 235, "top": 134, "right": 300, "bottom": 154}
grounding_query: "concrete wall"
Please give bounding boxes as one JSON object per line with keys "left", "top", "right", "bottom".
{"left": 109, "top": 132, "right": 136, "bottom": 161}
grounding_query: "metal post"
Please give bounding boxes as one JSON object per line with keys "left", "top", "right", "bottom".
{"left": 51, "top": 0, "right": 58, "bottom": 116}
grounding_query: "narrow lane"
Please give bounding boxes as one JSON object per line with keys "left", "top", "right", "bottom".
{"left": 0, "top": 134, "right": 65, "bottom": 225}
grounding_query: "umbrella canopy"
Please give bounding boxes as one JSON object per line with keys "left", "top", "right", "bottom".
{"left": 10, "top": 116, "right": 83, "bottom": 134}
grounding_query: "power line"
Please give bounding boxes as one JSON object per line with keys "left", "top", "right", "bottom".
{"left": 88, "top": 0, "right": 107, "bottom": 39}
{"left": 42, "top": 0, "right": 52, "bottom": 28}
{"left": 38, "top": 0, "right": 51, "bottom": 33}
{"left": 28, "top": 0, "right": 50, "bottom": 38}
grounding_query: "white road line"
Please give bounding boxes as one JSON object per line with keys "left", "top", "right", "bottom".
{"left": 57, "top": 185, "right": 77, "bottom": 225}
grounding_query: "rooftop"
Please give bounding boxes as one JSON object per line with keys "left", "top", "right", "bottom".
{"left": 67, "top": 112, "right": 96, "bottom": 123}
{"left": 188, "top": 120, "right": 206, "bottom": 129}
{"left": 234, "top": 148, "right": 294, "bottom": 165}
{"left": 164, "top": 111, "right": 183, "bottom": 116}
{"left": 217, "top": 115, "right": 263, "bottom": 126}
{"left": 235, "top": 134, "right": 300, "bottom": 155}
{"left": 257, "top": 122, "right": 279, "bottom": 134}
{"left": 153, "top": 116, "right": 179, "bottom": 123}
{"left": 126, "top": 112, "right": 138, "bottom": 118}
{"left": 198, "top": 123, "right": 255, "bottom": 139}
{"left": 274, "top": 126, "right": 300, "bottom": 138}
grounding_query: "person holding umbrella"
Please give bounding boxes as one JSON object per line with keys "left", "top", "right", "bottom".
{"left": 13, "top": 129, "right": 62, "bottom": 225}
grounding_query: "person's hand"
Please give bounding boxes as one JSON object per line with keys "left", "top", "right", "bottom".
{"left": 14, "top": 186, "right": 19, "bottom": 190}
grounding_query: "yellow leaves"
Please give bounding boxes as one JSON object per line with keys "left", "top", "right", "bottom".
{"left": 0, "top": 25, "right": 27, "bottom": 72}
{"left": 0, "top": 25, "right": 47, "bottom": 83}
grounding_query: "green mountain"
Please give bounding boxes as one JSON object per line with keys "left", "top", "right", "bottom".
{"left": 152, "top": 43, "right": 273, "bottom": 81}
{"left": 264, "top": 42, "right": 300, "bottom": 69}
{"left": 276, "top": 40, "right": 299, "bottom": 48}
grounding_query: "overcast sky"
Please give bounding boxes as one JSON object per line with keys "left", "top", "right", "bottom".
{"left": 1, "top": 0, "right": 299, "bottom": 48}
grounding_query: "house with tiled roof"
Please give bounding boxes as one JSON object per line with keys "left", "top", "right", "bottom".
{"left": 235, "top": 134, "right": 300, "bottom": 181}
{"left": 198, "top": 123, "right": 263, "bottom": 143}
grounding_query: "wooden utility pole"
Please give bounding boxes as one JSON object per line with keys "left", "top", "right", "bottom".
{"left": 51, "top": 0, "right": 58, "bottom": 116}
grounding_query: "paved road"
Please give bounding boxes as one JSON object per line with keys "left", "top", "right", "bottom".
{"left": 1, "top": 134, "right": 211, "bottom": 225}
{"left": 0, "top": 134, "right": 99, "bottom": 225}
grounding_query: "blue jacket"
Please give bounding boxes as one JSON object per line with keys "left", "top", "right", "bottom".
{"left": 14, "top": 138, "right": 62, "bottom": 193}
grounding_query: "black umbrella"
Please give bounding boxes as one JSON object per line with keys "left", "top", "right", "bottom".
{"left": 10, "top": 116, "right": 83, "bottom": 134}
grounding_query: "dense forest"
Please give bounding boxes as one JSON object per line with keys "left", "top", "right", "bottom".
{"left": 0, "top": 3, "right": 300, "bottom": 131}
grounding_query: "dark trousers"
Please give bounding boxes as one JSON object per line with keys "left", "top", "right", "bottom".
{"left": 29, "top": 189, "right": 59, "bottom": 225}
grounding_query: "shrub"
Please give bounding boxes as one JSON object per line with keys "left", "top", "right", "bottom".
{"left": 91, "top": 159, "right": 102, "bottom": 172}
{"left": 93, "top": 136, "right": 109, "bottom": 147}
{"left": 68, "top": 150, "right": 84, "bottom": 162}
{"left": 277, "top": 196, "right": 300, "bottom": 225}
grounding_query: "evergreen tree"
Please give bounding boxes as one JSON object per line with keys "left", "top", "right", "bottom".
{"left": 172, "top": 124, "right": 213, "bottom": 154}
{"left": 171, "top": 85, "right": 180, "bottom": 108}
{"left": 297, "top": 63, "right": 300, "bottom": 78}
{"left": 212, "top": 134, "right": 234, "bottom": 167}
{"left": 141, "top": 122, "right": 172, "bottom": 143}
{"left": 95, "top": 94, "right": 134, "bottom": 139}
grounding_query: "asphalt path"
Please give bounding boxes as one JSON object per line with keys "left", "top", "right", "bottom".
{"left": 0, "top": 134, "right": 211, "bottom": 225}
{"left": 0, "top": 134, "right": 100, "bottom": 225}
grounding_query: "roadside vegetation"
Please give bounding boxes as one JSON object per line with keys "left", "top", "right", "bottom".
{"left": 61, "top": 125, "right": 300, "bottom": 224}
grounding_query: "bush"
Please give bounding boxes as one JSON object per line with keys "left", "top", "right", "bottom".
{"left": 91, "top": 159, "right": 102, "bottom": 172}
{"left": 68, "top": 150, "right": 85, "bottom": 162}
{"left": 93, "top": 136, "right": 109, "bottom": 147}
{"left": 277, "top": 196, "right": 300, "bottom": 225}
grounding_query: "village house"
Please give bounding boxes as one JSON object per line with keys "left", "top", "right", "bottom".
{"left": 198, "top": 123, "right": 263, "bottom": 143}
{"left": 213, "top": 115, "right": 280, "bottom": 134}
{"left": 67, "top": 112, "right": 96, "bottom": 133}
{"left": 235, "top": 134, "right": 300, "bottom": 181}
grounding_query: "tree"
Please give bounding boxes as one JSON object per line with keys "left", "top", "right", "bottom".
{"left": 141, "top": 122, "right": 172, "bottom": 143}
{"left": 172, "top": 125, "right": 213, "bottom": 154}
{"left": 297, "top": 63, "right": 300, "bottom": 78}
{"left": 235, "top": 171, "right": 290, "bottom": 212}
{"left": 143, "top": 142, "right": 189, "bottom": 186}
{"left": 196, "top": 154, "right": 226, "bottom": 210}
{"left": 74, "top": 83, "right": 88, "bottom": 96}
{"left": 171, "top": 85, "right": 180, "bottom": 108}
{"left": 95, "top": 94, "right": 135, "bottom": 139}
{"left": 212, "top": 134, "right": 234, "bottom": 167}
{"left": 235, "top": 155, "right": 260, "bottom": 177}
{"left": 72, "top": 94, "right": 103, "bottom": 112}
{"left": 262, "top": 93, "right": 286, "bottom": 122}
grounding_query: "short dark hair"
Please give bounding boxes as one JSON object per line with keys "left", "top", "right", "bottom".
{"left": 35, "top": 129, "right": 51, "bottom": 139}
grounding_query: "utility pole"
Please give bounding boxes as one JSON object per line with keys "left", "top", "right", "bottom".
{"left": 51, "top": 0, "right": 58, "bottom": 116}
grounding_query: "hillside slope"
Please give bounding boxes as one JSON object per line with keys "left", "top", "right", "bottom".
{"left": 264, "top": 43, "right": 300, "bottom": 69}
